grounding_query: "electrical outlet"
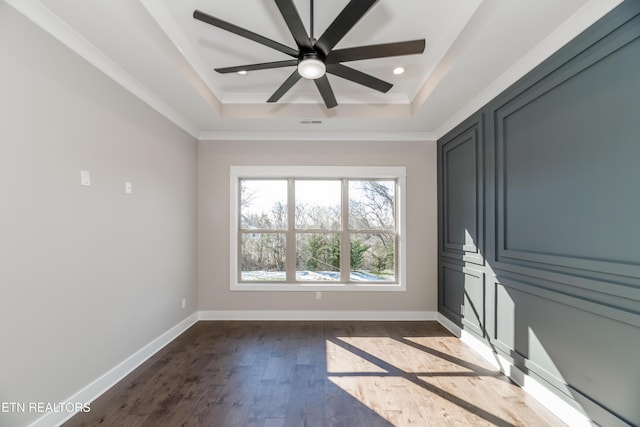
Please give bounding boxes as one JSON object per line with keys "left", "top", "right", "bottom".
{"left": 181, "top": 298, "right": 186, "bottom": 309}
{"left": 316, "top": 291, "right": 322, "bottom": 300}
{"left": 125, "top": 181, "right": 132, "bottom": 194}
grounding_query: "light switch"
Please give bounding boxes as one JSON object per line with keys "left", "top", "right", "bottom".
{"left": 80, "top": 170, "right": 91, "bottom": 186}
{"left": 125, "top": 181, "right": 132, "bottom": 194}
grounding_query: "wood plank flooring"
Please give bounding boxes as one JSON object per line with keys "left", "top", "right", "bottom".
{"left": 64, "top": 321, "right": 565, "bottom": 427}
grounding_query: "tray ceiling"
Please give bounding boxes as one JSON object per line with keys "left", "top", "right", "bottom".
{"left": 6, "top": 0, "right": 621, "bottom": 138}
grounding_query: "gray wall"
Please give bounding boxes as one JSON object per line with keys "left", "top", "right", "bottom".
{"left": 0, "top": 5, "right": 197, "bottom": 426}
{"left": 437, "top": 2, "right": 640, "bottom": 426}
{"left": 198, "top": 140, "right": 437, "bottom": 313}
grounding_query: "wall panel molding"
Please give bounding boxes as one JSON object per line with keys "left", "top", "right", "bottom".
{"left": 439, "top": 261, "right": 485, "bottom": 336}
{"left": 438, "top": 113, "right": 485, "bottom": 266}
{"left": 437, "top": 2, "right": 640, "bottom": 425}
{"left": 439, "top": 262, "right": 464, "bottom": 322}
{"left": 493, "top": 263, "right": 640, "bottom": 313}
{"left": 492, "top": 275, "right": 640, "bottom": 424}
{"left": 491, "top": 6, "right": 640, "bottom": 281}
{"left": 496, "top": 274, "right": 640, "bottom": 329}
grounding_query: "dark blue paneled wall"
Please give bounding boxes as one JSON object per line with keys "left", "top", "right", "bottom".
{"left": 437, "top": 2, "right": 640, "bottom": 425}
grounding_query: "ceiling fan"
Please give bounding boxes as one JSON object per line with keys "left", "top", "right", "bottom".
{"left": 193, "top": 0, "right": 426, "bottom": 108}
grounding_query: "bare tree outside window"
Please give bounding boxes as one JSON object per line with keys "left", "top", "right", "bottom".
{"left": 238, "top": 177, "right": 397, "bottom": 283}
{"left": 240, "top": 180, "right": 287, "bottom": 280}
{"left": 349, "top": 180, "right": 396, "bottom": 281}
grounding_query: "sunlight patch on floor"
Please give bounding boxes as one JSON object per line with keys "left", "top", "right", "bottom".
{"left": 326, "top": 338, "right": 388, "bottom": 374}
{"left": 328, "top": 375, "right": 429, "bottom": 426}
{"left": 324, "top": 335, "right": 546, "bottom": 427}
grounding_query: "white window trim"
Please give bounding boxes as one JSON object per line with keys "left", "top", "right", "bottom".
{"left": 229, "top": 166, "right": 407, "bottom": 292}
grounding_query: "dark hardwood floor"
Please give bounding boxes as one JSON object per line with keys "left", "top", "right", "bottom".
{"left": 64, "top": 321, "right": 565, "bottom": 426}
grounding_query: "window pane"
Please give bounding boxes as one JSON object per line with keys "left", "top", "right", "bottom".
{"left": 350, "top": 233, "right": 395, "bottom": 282}
{"left": 348, "top": 180, "right": 395, "bottom": 230}
{"left": 295, "top": 180, "right": 341, "bottom": 229}
{"left": 240, "top": 233, "right": 286, "bottom": 281}
{"left": 296, "top": 233, "right": 340, "bottom": 281}
{"left": 240, "top": 180, "right": 287, "bottom": 229}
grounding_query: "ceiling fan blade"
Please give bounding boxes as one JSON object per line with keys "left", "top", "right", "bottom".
{"left": 327, "top": 39, "right": 426, "bottom": 64}
{"left": 314, "top": 75, "right": 338, "bottom": 108}
{"left": 274, "top": 0, "right": 313, "bottom": 51}
{"left": 327, "top": 63, "right": 392, "bottom": 93}
{"left": 314, "top": 0, "right": 379, "bottom": 56}
{"left": 215, "top": 60, "right": 298, "bottom": 74}
{"left": 194, "top": 10, "right": 298, "bottom": 57}
{"left": 268, "top": 70, "right": 302, "bottom": 103}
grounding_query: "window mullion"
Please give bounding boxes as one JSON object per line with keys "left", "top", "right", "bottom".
{"left": 340, "top": 179, "right": 350, "bottom": 283}
{"left": 286, "top": 178, "right": 296, "bottom": 282}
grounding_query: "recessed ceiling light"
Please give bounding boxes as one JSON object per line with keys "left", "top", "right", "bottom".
{"left": 393, "top": 67, "right": 405, "bottom": 75}
{"left": 237, "top": 70, "right": 248, "bottom": 75}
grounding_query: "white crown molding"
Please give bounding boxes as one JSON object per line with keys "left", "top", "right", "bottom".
{"left": 199, "top": 310, "right": 437, "bottom": 321}
{"left": 435, "top": 0, "right": 623, "bottom": 139}
{"left": 136, "top": 0, "right": 223, "bottom": 110}
{"left": 198, "top": 131, "right": 437, "bottom": 142}
{"left": 28, "top": 313, "right": 199, "bottom": 427}
{"left": 6, "top": 0, "right": 201, "bottom": 139}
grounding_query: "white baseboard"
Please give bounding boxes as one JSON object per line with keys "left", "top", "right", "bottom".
{"left": 198, "top": 310, "right": 438, "bottom": 321}
{"left": 436, "top": 313, "right": 592, "bottom": 427}
{"left": 28, "top": 310, "right": 433, "bottom": 426}
{"left": 29, "top": 312, "right": 199, "bottom": 427}
{"left": 30, "top": 311, "right": 588, "bottom": 427}
{"left": 436, "top": 312, "right": 461, "bottom": 336}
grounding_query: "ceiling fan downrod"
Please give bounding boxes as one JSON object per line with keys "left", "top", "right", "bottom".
{"left": 310, "top": 0, "right": 314, "bottom": 40}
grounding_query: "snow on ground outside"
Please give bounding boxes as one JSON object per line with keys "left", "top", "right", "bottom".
{"left": 241, "top": 271, "right": 392, "bottom": 281}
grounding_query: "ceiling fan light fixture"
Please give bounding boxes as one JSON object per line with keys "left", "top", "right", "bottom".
{"left": 297, "top": 56, "right": 326, "bottom": 80}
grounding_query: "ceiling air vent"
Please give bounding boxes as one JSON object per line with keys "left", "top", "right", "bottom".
{"left": 300, "top": 120, "right": 322, "bottom": 124}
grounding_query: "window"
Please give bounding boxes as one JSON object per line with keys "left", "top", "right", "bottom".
{"left": 230, "top": 166, "right": 406, "bottom": 291}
